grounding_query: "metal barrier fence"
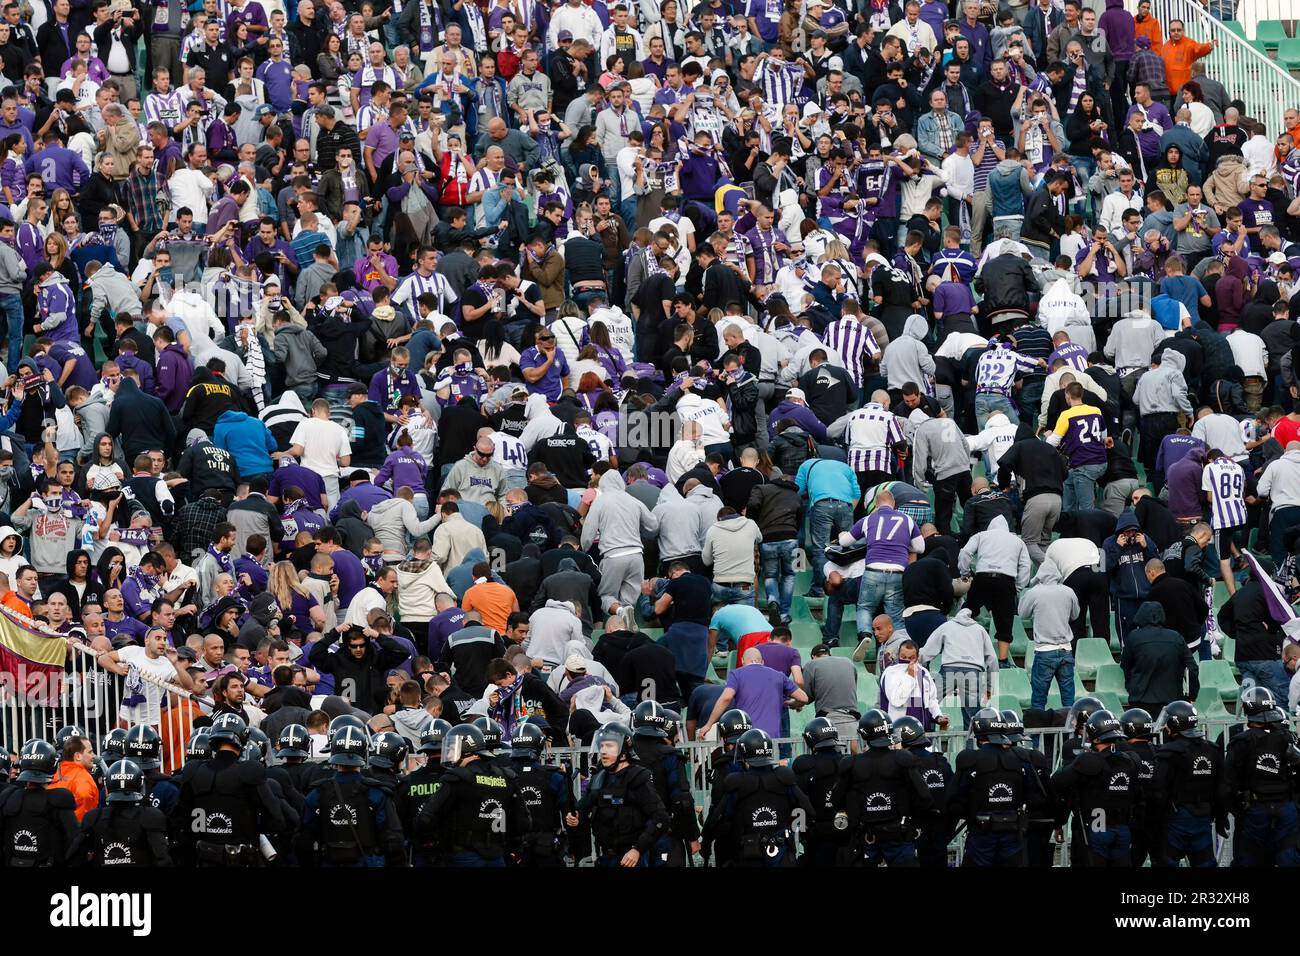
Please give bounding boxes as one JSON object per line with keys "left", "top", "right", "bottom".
{"left": 1130, "top": 0, "right": 1300, "bottom": 139}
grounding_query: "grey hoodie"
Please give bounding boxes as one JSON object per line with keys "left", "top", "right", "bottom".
{"left": 1017, "top": 562, "right": 1081, "bottom": 648}
{"left": 1104, "top": 310, "right": 1168, "bottom": 371}
{"left": 879, "top": 314, "right": 936, "bottom": 390}
{"left": 74, "top": 398, "right": 111, "bottom": 462}
{"left": 702, "top": 513, "right": 763, "bottom": 584}
{"left": 367, "top": 496, "right": 440, "bottom": 558}
{"left": 957, "top": 515, "right": 1031, "bottom": 587}
{"left": 525, "top": 599, "right": 586, "bottom": 667}
{"left": 1134, "top": 348, "right": 1192, "bottom": 415}
{"left": 519, "top": 393, "right": 564, "bottom": 451}
{"left": 1258, "top": 447, "right": 1300, "bottom": 511}
{"left": 86, "top": 261, "right": 143, "bottom": 327}
{"left": 652, "top": 484, "right": 710, "bottom": 560}
{"left": 444, "top": 451, "right": 507, "bottom": 506}
{"left": 918, "top": 608, "right": 1000, "bottom": 693}
{"left": 271, "top": 323, "right": 328, "bottom": 389}
{"left": 580, "top": 470, "right": 659, "bottom": 560}
{"left": 911, "top": 413, "right": 971, "bottom": 484}
{"left": 685, "top": 481, "right": 723, "bottom": 529}
{"left": 0, "top": 240, "right": 22, "bottom": 296}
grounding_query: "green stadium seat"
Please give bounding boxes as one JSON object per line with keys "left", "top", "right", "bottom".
{"left": 789, "top": 622, "right": 824, "bottom": 647}
{"left": 1046, "top": 672, "right": 1089, "bottom": 708}
{"left": 996, "top": 668, "right": 1032, "bottom": 708}
{"left": 1196, "top": 686, "right": 1230, "bottom": 720}
{"left": 1198, "top": 659, "right": 1239, "bottom": 703}
{"left": 1223, "top": 20, "right": 1246, "bottom": 39}
{"left": 1096, "top": 691, "right": 1126, "bottom": 713}
{"left": 1009, "top": 629, "right": 1028, "bottom": 658}
{"left": 1277, "top": 37, "right": 1300, "bottom": 69}
{"left": 1094, "top": 663, "right": 1127, "bottom": 696}
{"left": 942, "top": 703, "right": 966, "bottom": 732}
{"left": 830, "top": 646, "right": 857, "bottom": 660}
{"left": 1074, "top": 638, "right": 1115, "bottom": 680}
{"left": 1022, "top": 646, "right": 1034, "bottom": 674}
{"left": 1252, "top": 39, "right": 1273, "bottom": 58}
{"left": 1257, "top": 19, "right": 1290, "bottom": 53}
{"left": 860, "top": 668, "right": 880, "bottom": 706}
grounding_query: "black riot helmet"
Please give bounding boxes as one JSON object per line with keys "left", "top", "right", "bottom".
{"left": 244, "top": 727, "right": 270, "bottom": 763}
{"left": 185, "top": 729, "right": 213, "bottom": 762}
{"left": 17, "top": 739, "right": 58, "bottom": 783}
{"left": 1066, "top": 696, "right": 1105, "bottom": 733}
{"left": 102, "top": 727, "right": 128, "bottom": 760}
{"left": 369, "top": 731, "right": 409, "bottom": 770}
{"left": 593, "top": 722, "right": 635, "bottom": 767}
{"left": 124, "top": 724, "right": 162, "bottom": 770}
{"left": 105, "top": 758, "right": 145, "bottom": 803}
{"left": 327, "top": 724, "right": 370, "bottom": 767}
{"left": 735, "top": 728, "right": 778, "bottom": 767}
{"left": 1084, "top": 710, "right": 1125, "bottom": 745}
{"left": 802, "top": 716, "right": 840, "bottom": 751}
{"left": 631, "top": 699, "right": 671, "bottom": 738}
{"left": 858, "top": 708, "right": 894, "bottom": 748}
{"left": 891, "top": 715, "right": 929, "bottom": 748}
{"left": 54, "top": 724, "right": 86, "bottom": 751}
{"left": 0, "top": 750, "right": 10, "bottom": 777}
{"left": 718, "top": 709, "right": 753, "bottom": 745}
{"left": 999, "top": 709, "right": 1026, "bottom": 744}
{"left": 208, "top": 712, "right": 251, "bottom": 750}
{"left": 472, "top": 716, "right": 505, "bottom": 755}
{"left": 1241, "top": 686, "right": 1284, "bottom": 723}
{"left": 970, "top": 707, "right": 1009, "bottom": 745}
{"left": 327, "top": 714, "right": 368, "bottom": 742}
{"left": 662, "top": 709, "right": 681, "bottom": 742}
{"left": 418, "top": 718, "right": 454, "bottom": 756}
{"left": 1119, "top": 708, "right": 1154, "bottom": 740}
{"left": 1160, "top": 700, "right": 1203, "bottom": 738}
{"left": 442, "top": 724, "right": 487, "bottom": 766}
{"left": 509, "top": 721, "right": 548, "bottom": 758}
{"left": 276, "top": 724, "right": 311, "bottom": 759}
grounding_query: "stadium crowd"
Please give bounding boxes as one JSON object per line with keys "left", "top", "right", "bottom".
{"left": 0, "top": 0, "right": 1296, "bottom": 867}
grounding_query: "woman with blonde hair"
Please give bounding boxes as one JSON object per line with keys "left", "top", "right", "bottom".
{"left": 48, "top": 188, "right": 73, "bottom": 229}
{"left": 267, "top": 560, "right": 326, "bottom": 635}
{"left": 44, "top": 232, "right": 78, "bottom": 287}
{"left": 819, "top": 238, "right": 859, "bottom": 298}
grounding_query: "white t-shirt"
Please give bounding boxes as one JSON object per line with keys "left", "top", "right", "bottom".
{"left": 116, "top": 645, "right": 179, "bottom": 725}
{"left": 489, "top": 431, "right": 527, "bottom": 471}
{"left": 290, "top": 417, "right": 352, "bottom": 477}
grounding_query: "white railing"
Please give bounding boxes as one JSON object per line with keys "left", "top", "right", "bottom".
{"left": 1129, "top": 0, "right": 1300, "bottom": 139}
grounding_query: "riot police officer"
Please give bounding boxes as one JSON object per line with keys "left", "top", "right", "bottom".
{"left": 397, "top": 719, "right": 452, "bottom": 867}
{"left": 1225, "top": 686, "right": 1300, "bottom": 867}
{"left": 171, "top": 712, "right": 288, "bottom": 866}
{"left": 368, "top": 731, "right": 410, "bottom": 794}
{"left": 508, "top": 721, "right": 571, "bottom": 867}
{"left": 276, "top": 724, "right": 326, "bottom": 796}
{"left": 471, "top": 716, "right": 512, "bottom": 775}
{"left": 630, "top": 699, "right": 699, "bottom": 867}
{"left": 102, "top": 728, "right": 128, "bottom": 762}
{"left": 54, "top": 725, "right": 87, "bottom": 751}
{"left": 125, "top": 724, "right": 179, "bottom": 817}
{"left": 1050, "top": 710, "right": 1142, "bottom": 866}
{"left": 1061, "top": 697, "right": 1105, "bottom": 766}
{"left": 1004, "top": 709, "right": 1056, "bottom": 867}
{"left": 894, "top": 714, "right": 954, "bottom": 868}
{"left": 702, "top": 728, "right": 813, "bottom": 867}
{"left": 1116, "top": 708, "right": 1160, "bottom": 866}
{"left": 833, "top": 709, "right": 932, "bottom": 867}
{"left": 567, "top": 723, "right": 669, "bottom": 868}
{"left": 955, "top": 708, "right": 1028, "bottom": 866}
{"left": 296, "top": 724, "right": 406, "bottom": 867}
{"left": 791, "top": 716, "right": 848, "bottom": 868}
{"left": 417, "top": 724, "right": 531, "bottom": 867}
{"left": 707, "top": 709, "right": 753, "bottom": 794}
{"left": 72, "top": 759, "right": 172, "bottom": 866}
{"left": 1152, "top": 700, "right": 1229, "bottom": 867}
{"left": 0, "top": 739, "right": 79, "bottom": 866}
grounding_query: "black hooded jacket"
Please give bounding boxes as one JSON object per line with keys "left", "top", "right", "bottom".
{"left": 106, "top": 377, "right": 176, "bottom": 463}
{"left": 308, "top": 632, "right": 410, "bottom": 713}
{"left": 49, "top": 548, "right": 103, "bottom": 619}
{"left": 1121, "top": 601, "right": 1200, "bottom": 705}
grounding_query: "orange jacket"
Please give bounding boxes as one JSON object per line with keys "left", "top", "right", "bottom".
{"left": 1134, "top": 15, "right": 1163, "bottom": 51}
{"left": 49, "top": 760, "right": 99, "bottom": 822}
{"left": 1160, "top": 37, "right": 1212, "bottom": 97}
{"left": 0, "top": 592, "right": 30, "bottom": 618}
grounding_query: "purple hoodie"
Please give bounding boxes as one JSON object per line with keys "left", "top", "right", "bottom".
{"left": 36, "top": 273, "right": 78, "bottom": 344}
{"left": 766, "top": 399, "right": 829, "bottom": 442}
{"left": 374, "top": 448, "right": 428, "bottom": 494}
{"left": 154, "top": 342, "right": 193, "bottom": 413}
{"left": 1100, "top": 0, "right": 1136, "bottom": 60}
{"left": 115, "top": 350, "right": 156, "bottom": 397}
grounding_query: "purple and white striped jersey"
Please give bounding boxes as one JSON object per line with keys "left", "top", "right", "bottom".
{"left": 822, "top": 317, "right": 880, "bottom": 388}
{"left": 840, "top": 403, "right": 904, "bottom": 473}
{"left": 862, "top": 506, "right": 920, "bottom": 569}
{"left": 757, "top": 58, "right": 805, "bottom": 107}
{"left": 144, "top": 90, "right": 186, "bottom": 129}
{"left": 1048, "top": 342, "right": 1090, "bottom": 372}
{"left": 1202, "top": 456, "right": 1247, "bottom": 530}
{"left": 975, "top": 346, "right": 1039, "bottom": 397}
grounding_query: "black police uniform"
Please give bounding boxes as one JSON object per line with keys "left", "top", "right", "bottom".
{"left": 1116, "top": 738, "right": 1160, "bottom": 866}
{"left": 631, "top": 736, "right": 698, "bottom": 867}
{"left": 909, "top": 745, "right": 955, "bottom": 868}
{"left": 1049, "top": 747, "right": 1142, "bottom": 866}
{"left": 833, "top": 749, "right": 932, "bottom": 867}
{"left": 955, "top": 745, "right": 1030, "bottom": 866}
{"left": 705, "top": 747, "right": 744, "bottom": 864}
{"left": 416, "top": 757, "right": 531, "bottom": 867}
{"left": 1225, "top": 726, "right": 1300, "bottom": 867}
{"left": 171, "top": 750, "right": 287, "bottom": 866}
{"left": 143, "top": 770, "right": 180, "bottom": 817}
{"left": 295, "top": 770, "right": 407, "bottom": 867}
{"left": 73, "top": 804, "right": 173, "bottom": 866}
{"left": 1015, "top": 743, "right": 1056, "bottom": 867}
{"left": 396, "top": 760, "right": 446, "bottom": 866}
{"left": 1152, "top": 735, "right": 1229, "bottom": 867}
{"left": 576, "top": 762, "right": 669, "bottom": 868}
{"left": 509, "top": 755, "right": 571, "bottom": 867}
{"left": 702, "top": 765, "right": 814, "bottom": 867}
{"left": 791, "top": 748, "right": 848, "bottom": 868}
{"left": 0, "top": 786, "right": 80, "bottom": 866}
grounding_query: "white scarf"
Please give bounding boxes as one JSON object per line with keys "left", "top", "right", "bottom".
{"left": 241, "top": 324, "right": 266, "bottom": 411}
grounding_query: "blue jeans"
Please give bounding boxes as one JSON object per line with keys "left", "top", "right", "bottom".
{"left": 711, "top": 582, "right": 756, "bottom": 606}
{"left": 807, "top": 498, "right": 854, "bottom": 593}
{"left": 975, "top": 393, "right": 1019, "bottom": 430}
{"left": 0, "top": 292, "right": 22, "bottom": 370}
{"left": 822, "top": 574, "right": 860, "bottom": 644}
{"left": 1238, "top": 659, "right": 1291, "bottom": 707}
{"left": 857, "top": 569, "right": 904, "bottom": 632}
{"left": 760, "top": 539, "right": 798, "bottom": 618}
{"left": 1063, "top": 462, "right": 1107, "bottom": 513}
{"left": 1269, "top": 505, "right": 1300, "bottom": 567}
{"left": 1029, "top": 649, "right": 1076, "bottom": 710}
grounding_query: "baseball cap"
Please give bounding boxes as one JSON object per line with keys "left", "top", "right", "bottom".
{"left": 254, "top": 104, "right": 275, "bottom": 118}
{"left": 787, "top": 388, "right": 806, "bottom": 402}
{"left": 558, "top": 29, "right": 573, "bottom": 41}
{"left": 563, "top": 654, "right": 587, "bottom": 673}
